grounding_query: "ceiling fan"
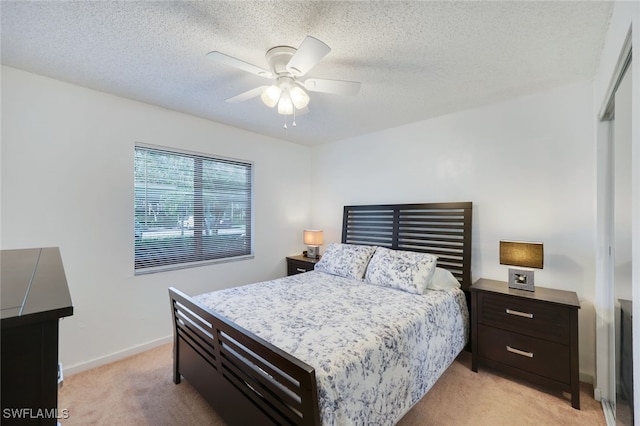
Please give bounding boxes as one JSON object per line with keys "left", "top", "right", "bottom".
{"left": 207, "top": 36, "right": 361, "bottom": 122}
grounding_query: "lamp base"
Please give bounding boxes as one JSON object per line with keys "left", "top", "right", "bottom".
{"left": 508, "top": 267, "right": 535, "bottom": 291}
{"left": 306, "top": 246, "right": 320, "bottom": 259}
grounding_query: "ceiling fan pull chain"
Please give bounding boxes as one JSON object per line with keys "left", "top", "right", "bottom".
{"left": 283, "top": 114, "right": 288, "bottom": 130}
{"left": 292, "top": 106, "right": 297, "bottom": 127}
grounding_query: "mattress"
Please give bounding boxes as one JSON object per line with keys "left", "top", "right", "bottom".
{"left": 195, "top": 270, "right": 468, "bottom": 425}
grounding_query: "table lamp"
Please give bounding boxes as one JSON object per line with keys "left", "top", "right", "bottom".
{"left": 303, "top": 230, "right": 323, "bottom": 259}
{"left": 499, "top": 240, "right": 543, "bottom": 291}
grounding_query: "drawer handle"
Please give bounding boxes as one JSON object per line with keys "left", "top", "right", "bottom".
{"left": 296, "top": 268, "right": 306, "bottom": 273}
{"left": 506, "top": 308, "right": 533, "bottom": 319}
{"left": 506, "top": 346, "right": 534, "bottom": 358}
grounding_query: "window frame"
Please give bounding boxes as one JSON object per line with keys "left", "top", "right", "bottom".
{"left": 134, "top": 143, "right": 254, "bottom": 274}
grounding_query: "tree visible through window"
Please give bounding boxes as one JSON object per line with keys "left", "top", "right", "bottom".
{"left": 134, "top": 145, "right": 253, "bottom": 273}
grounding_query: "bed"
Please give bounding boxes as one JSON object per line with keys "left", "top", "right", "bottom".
{"left": 169, "top": 201, "right": 472, "bottom": 425}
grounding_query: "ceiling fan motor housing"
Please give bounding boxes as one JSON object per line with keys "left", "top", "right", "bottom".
{"left": 265, "top": 46, "right": 297, "bottom": 76}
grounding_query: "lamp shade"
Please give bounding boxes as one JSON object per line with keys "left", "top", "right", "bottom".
{"left": 277, "top": 93, "right": 294, "bottom": 115}
{"left": 261, "top": 85, "right": 281, "bottom": 108}
{"left": 289, "top": 85, "right": 310, "bottom": 109}
{"left": 499, "top": 240, "right": 543, "bottom": 269}
{"left": 303, "top": 230, "right": 323, "bottom": 246}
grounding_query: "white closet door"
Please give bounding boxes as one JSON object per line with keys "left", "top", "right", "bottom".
{"left": 613, "top": 63, "right": 632, "bottom": 425}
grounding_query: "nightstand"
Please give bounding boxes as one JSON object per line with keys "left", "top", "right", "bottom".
{"left": 286, "top": 254, "right": 321, "bottom": 276}
{"left": 471, "top": 278, "right": 581, "bottom": 409}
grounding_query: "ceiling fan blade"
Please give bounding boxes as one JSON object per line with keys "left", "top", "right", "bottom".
{"left": 286, "top": 36, "right": 331, "bottom": 77}
{"left": 225, "top": 86, "right": 268, "bottom": 103}
{"left": 207, "top": 51, "right": 273, "bottom": 78}
{"left": 303, "top": 78, "right": 361, "bottom": 96}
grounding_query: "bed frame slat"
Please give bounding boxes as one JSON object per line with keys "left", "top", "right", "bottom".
{"left": 219, "top": 332, "right": 303, "bottom": 400}
{"left": 220, "top": 350, "right": 304, "bottom": 424}
{"left": 176, "top": 327, "right": 218, "bottom": 369}
{"left": 173, "top": 302, "right": 218, "bottom": 370}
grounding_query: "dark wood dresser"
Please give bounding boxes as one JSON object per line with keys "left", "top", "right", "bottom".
{"left": 471, "top": 278, "right": 580, "bottom": 409}
{"left": 286, "top": 254, "right": 320, "bottom": 276}
{"left": 1, "top": 247, "right": 74, "bottom": 425}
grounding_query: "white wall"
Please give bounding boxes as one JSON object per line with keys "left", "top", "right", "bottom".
{"left": 593, "top": 0, "right": 640, "bottom": 421}
{"left": 0, "top": 66, "right": 312, "bottom": 372}
{"left": 311, "top": 81, "right": 598, "bottom": 379}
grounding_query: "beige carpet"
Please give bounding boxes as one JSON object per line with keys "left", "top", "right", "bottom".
{"left": 59, "top": 344, "right": 605, "bottom": 425}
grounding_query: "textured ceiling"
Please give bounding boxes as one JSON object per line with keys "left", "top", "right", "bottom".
{"left": 1, "top": 1, "right": 613, "bottom": 146}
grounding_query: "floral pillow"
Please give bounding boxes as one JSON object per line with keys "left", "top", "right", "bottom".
{"left": 365, "top": 247, "right": 438, "bottom": 294}
{"left": 314, "top": 243, "right": 377, "bottom": 280}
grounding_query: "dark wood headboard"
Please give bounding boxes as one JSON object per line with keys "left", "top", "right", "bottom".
{"left": 341, "top": 202, "right": 473, "bottom": 291}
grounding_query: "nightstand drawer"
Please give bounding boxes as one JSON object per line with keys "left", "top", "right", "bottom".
{"left": 477, "top": 325, "right": 570, "bottom": 384}
{"left": 287, "top": 258, "right": 315, "bottom": 275}
{"left": 478, "top": 292, "right": 570, "bottom": 344}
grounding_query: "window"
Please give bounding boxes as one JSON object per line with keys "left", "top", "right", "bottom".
{"left": 134, "top": 144, "right": 253, "bottom": 273}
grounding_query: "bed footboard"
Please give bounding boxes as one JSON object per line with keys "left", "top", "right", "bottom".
{"left": 169, "top": 287, "right": 321, "bottom": 425}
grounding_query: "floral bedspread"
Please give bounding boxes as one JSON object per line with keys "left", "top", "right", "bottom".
{"left": 194, "top": 270, "right": 468, "bottom": 425}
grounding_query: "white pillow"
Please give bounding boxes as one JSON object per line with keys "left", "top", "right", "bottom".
{"left": 428, "top": 267, "right": 461, "bottom": 290}
{"left": 314, "top": 243, "right": 377, "bottom": 280}
{"left": 364, "top": 247, "right": 438, "bottom": 294}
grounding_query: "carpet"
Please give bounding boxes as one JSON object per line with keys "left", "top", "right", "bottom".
{"left": 58, "top": 344, "right": 605, "bottom": 425}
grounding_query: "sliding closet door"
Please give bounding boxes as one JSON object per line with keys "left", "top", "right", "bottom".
{"left": 613, "top": 63, "right": 632, "bottom": 425}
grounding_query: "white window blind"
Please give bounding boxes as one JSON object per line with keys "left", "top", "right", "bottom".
{"left": 134, "top": 145, "right": 253, "bottom": 273}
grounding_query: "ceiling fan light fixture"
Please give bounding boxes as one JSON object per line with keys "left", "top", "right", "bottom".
{"left": 289, "top": 85, "right": 310, "bottom": 109}
{"left": 277, "top": 92, "right": 294, "bottom": 115}
{"left": 261, "top": 84, "right": 282, "bottom": 107}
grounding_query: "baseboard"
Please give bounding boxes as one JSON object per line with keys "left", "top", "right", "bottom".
{"left": 63, "top": 335, "right": 172, "bottom": 376}
{"left": 578, "top": 372, "right": 595, "bottom": 391}
{"left": 579, "top": 372, "right": 594, "bottom": 385}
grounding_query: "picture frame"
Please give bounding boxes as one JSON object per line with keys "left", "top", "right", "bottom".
{"left": 508, "top": 267, "right": 535, "bottom": 291}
